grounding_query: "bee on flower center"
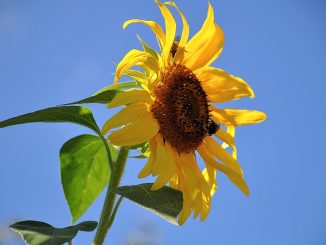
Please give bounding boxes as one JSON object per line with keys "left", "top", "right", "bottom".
{"left": 206, "top": 118, "right": 220, "bottom": 136}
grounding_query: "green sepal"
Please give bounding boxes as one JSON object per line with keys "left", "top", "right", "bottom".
{"left": 10, "top": 220, "right": 97, "bottom": 245}
{"left": 114, "top": 183, "right": 183, "bottom": 225}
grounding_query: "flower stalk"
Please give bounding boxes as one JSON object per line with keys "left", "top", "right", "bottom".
{"left": 92, "top": 146, "right": 130, "bottom": 245}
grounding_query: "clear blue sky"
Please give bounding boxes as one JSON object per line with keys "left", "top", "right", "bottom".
{"left": 0, "top": 0, "right": 325, "bottom": 244}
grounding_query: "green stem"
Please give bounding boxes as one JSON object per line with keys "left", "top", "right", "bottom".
{"left": 99, "top": 134, "right": 115, "bottom": 173}
{"left": 92, "top": 146, "right": 129, "bottom": 245}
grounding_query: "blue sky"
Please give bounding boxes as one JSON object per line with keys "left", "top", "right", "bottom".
{"left": 0, "top": 0, "right": 325, "bottom": 244}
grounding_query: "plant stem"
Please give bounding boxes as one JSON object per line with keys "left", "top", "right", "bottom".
{"left": 92, "top": 146, "right": 129, "bottom": 245}
{"left": 99, "top": 134, "right": 115, "bottom": 173}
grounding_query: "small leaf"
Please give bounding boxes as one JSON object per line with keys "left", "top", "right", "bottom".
{"left": 10, "top": 220, "right": 97, "bottom": 245}
{"left": 65, "top": 89, "right": 121, "bottom": 105}
{"left": 0, "top": 106, "right": 100, "bottom": 134}
{"left": 60, "top": 134, "right": 117, "bottom": 223}
{"left": 114, "top": 183, "right": 183, "bottom": 225}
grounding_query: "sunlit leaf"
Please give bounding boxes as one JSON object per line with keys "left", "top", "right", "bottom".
{"left": 60, "top": 134, "right": 117, "bottom": 223}
{"left": 10, "top": 220, "right": 97, "bottom": 245}
{"left": 114, "top": 183, "right": 183, "bottom": 225}
{"left": 0, "top": 106, "right": 100, "bottom": 134}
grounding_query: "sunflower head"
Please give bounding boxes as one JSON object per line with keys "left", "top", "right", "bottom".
{"left": 103, "top": 1, "right": 267, "bottom": 224}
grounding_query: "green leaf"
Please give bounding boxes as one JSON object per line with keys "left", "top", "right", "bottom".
{"left": 114, "top": 183, "right": 183, "bottom": 225}
{"left": 65, "top": 89, "right": 121, "bottom": 105}
{"left": 60, "top": 134, "right": 117, "bottom": 223}
{"left": 94, "top": 81, "right": 139, "bottom": 94}
{"left": 0, "top": 106, "right": 100, "bottom": 134}
{"left": 10, "top": 220, "right": 97, "bottom": 245}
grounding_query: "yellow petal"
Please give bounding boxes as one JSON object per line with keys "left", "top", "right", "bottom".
{"left": 156, "top": 1, "right": 176, "bottom": 68}
{"left": 123, "top": 19, "right": 166, "bottom": 47}
{"left": 151, "top": 136, "right": 176, "bottom": 190}
{"left": 217, "top": 126, "right": 238, "bottom": 159}
{"left": 222, "top": 126, "right": 236, "bottom": 153}
{"left": 141, "top": 56, "right": 160, "bottom": 75}
{"left": 138, "top": 137, "right": 158, "bottom": 178}
{"left": 211, "top": 107, "right": 267, "bottom": 126}
{"left": 173, "top": 163, "right": 196, "bottom": 224}
{"left": 198, "top": 67, "right": 254, "bottom": 102}
{"left": 193, "top": 193, "right": 202, "bottom": 219}
{"left": 199, "top": 192, "right": 211, "bottom": 221}
{"left": 109, "top": 89, "right": 152, "bottom": 108}
{"left": 125, "top": 70, "right": 150, "bottom": 91}
{"left": 178, "top": 193, "right": 192, "bottom": 225}
{"left": 169, "top": 173, "right": 178, "bottom": 189}
{"left": 182, "top": 153, "right": 210, "bottom": 197}
{"left": 189, "top": 24, "right": 224, "bottom": 71}
{"left": 151, "top": 134, "right": 163, "bottom": 176}
{"left": 227, "top": 125, "right": 236, "bottom": 137}
{"left": 202, "top": 165, "right": 217, "bottom": 195}
{"left": 179, "top": 155, "right": 198, "bottom": 199}
{"left": 109, "top": 112, "right": 159, "bottom": 146}
{"left": 102, "top": 102, "right": 148, "bottom": 135}
{"left": 165, "top": 1, "right": 189, "bottom": 63}
{"left": 114, "top": 49, "right": 149, "bottom": 85}
{"left": 192, "top": 185, "right": 211, "bottom": 221}
{"left": 198, "top": 144, "right": 249, "bottom": 196}
{"left": 138, "top": 156, "right": 153, "bottom": 178}
{"left": 226, "top": 170, "right": 249, "bottom": 196}
{"left": 193, "top": 191, "right": 211, "bottom": 221}
{"left": 184, "top": 3, "right": 224, "bottom": 70}
{"left": 204, "top": 136, "right": 243, "bottom": 176}
{"left": 184, "top": 2, "right": 214, "bottom": 54}
{"left": 215, "top": 127, "right": 237, "bottom": 154}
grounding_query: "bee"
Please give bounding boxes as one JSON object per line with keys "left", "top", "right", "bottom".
{"left": 206, "top": 118, "right": 220, "bottom": 136}
{"left": 170, "top": 36, "right": 181, "bottom": 58}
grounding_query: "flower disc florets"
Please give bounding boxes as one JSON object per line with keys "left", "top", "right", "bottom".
{"left": 151, "top": 64, "right": 211, "bottom": 153}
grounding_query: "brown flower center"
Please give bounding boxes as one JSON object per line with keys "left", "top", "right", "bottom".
{"left": 151, "top": 64, "right": 216, "bottom": 153}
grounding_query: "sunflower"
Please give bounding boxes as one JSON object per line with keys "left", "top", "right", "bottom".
{"left": 102, "top": 1, "right": 266, "bottom": 224}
